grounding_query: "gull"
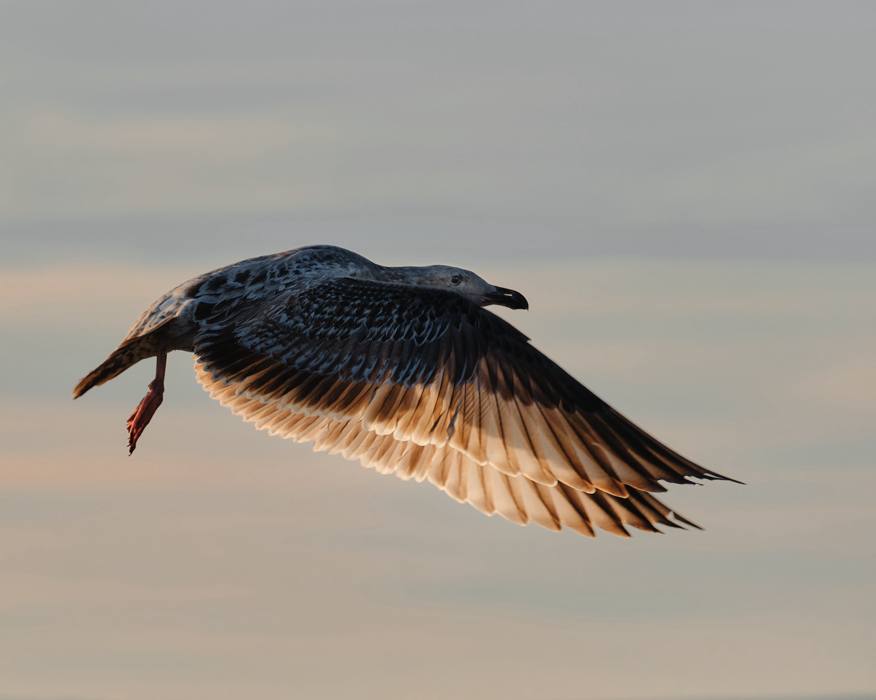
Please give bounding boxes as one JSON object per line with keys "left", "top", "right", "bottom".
{"left": 74, "top": 245, "right": 738, "bottom": 537}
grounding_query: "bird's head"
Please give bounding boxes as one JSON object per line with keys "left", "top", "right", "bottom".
{"left": 399, "top": 265, "right": 529, "bottom": 310}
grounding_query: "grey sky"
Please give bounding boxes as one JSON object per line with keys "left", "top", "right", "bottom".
{"left": 1, "top": 2, "right": 875, "bottom": 699}
{"left": 3, "top": 258, "right": 875, "bottom": 698}
{"left": 3, "top": 1, "right": 876, "bottom": 263}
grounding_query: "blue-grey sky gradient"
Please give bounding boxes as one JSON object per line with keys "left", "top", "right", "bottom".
{"left": 3, "top": 1, "right": 876, "bottom": 264}
{"left": 1, "top": 2, "right": 874, "bottom": 699}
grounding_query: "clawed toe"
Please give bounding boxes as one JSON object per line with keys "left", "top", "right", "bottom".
{"left": 126, "top": 381, "right": 164, "bottom": 454}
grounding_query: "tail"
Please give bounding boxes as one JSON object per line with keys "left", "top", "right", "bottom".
{"left": 73, "top": 340, "right": 154, "bottom": 398}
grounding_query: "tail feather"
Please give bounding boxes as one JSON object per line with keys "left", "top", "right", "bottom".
{"left": 73, "top": 342, "right": 152, "bottom": 398}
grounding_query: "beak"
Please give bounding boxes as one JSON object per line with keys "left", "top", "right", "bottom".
{"left": 483, "top": 286, "right": 529, "bottom": 310}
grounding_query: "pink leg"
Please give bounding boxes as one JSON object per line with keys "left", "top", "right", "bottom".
{"left": 126, "top": 351, "right": 167, "bottom": 455}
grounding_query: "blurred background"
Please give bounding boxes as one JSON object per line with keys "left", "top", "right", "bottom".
{"left": 1, "top": 2, "right": 874, "bottom": 699}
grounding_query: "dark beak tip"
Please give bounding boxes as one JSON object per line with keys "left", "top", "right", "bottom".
{"left": 488, "top": 287, "right": 529, "bottom": 310}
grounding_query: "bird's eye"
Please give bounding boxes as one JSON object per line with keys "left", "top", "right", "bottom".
{"left": 450, "top": 274, "right": 462, "bottom": 285}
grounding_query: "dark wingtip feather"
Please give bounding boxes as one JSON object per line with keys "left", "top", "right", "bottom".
{"left": 713, "top": 472, "right": 746, "bottom": 486}
{"left": 695, "top": 467, "right": 746, "bottom": 486}
{"left": 672, "top": 511, "right": 704, "bottom": 530}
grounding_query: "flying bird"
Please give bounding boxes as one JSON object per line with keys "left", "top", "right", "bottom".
{"left": 74, "top": 245, "right": 738, "bottom": 537}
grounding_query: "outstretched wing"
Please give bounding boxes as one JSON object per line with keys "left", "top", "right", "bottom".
{"left": 193, "top": 277, "right": 735, "bottom": 536}
{"left": 195, "top": 360, "right": 699, "bottom": 536}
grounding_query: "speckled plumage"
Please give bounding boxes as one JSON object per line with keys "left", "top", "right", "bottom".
{"left": 74, "top": 245, "right": 738, "bottom": 537}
